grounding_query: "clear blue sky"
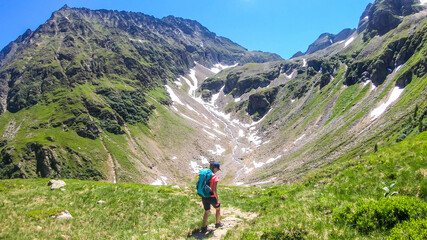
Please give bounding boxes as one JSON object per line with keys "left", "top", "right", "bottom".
{"left": 0, "top": 0, "right": 373, "bottom": 59}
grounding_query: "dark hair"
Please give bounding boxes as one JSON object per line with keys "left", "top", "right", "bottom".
{"left": 209, "top": 160, "right": 215, "bottom": 171}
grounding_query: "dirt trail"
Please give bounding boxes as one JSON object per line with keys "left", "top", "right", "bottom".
{"left": 187, "top": 207, "right": 258, "bottom": 240}
{"left": 100, "top": 137, "right": 117, "bottom": 184}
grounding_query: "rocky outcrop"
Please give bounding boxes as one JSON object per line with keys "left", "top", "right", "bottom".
{"left": 363, "top": 0, "right": 423, "bottom": 40}
{"left": 346, "top": 24, "right": 426, "bottom": 86}
{"left": 247, "top": 87, "right": 279, "bottom": 121}
{"left": 294, "top": 28, "right": 356, "bottom": 57}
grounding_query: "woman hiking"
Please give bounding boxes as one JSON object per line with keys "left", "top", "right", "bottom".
{"left": 201, "top": 161, "right": 224, "bottom": 232}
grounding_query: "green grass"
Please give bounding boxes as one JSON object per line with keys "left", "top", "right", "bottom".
{"left": 222, "top": 131, "right": 427, "bottom": 239}
{"left": 0, "top": 179, "right": 207, "bottom": 239}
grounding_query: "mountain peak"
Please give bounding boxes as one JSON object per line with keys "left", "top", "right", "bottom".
{"left": 60, "top": 4, "right": 70, "bottom": 10}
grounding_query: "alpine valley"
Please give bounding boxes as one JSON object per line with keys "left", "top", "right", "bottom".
{"left": 0, "top": 0, "right": 426, "bottom": 239}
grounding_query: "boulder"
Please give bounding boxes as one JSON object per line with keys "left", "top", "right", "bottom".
{"left": 48, "top": 180, "right": 66, "bottom": 190}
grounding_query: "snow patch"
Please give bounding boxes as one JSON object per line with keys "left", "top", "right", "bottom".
{"left": 394, "top": 65, "right": 403, "bottom": 73}
{"left": 302, "top": 58, "right": 307, "bottom": 67}
{"left": 186, "top": 104, "right": 199, "bottom": 114}
{"left": 200, "top": 156, "right": 209, "bottom": 165}
{"left": 234, "top": 97, "right": 241, "bottom": 102}
{"left": 253, "top": 161, "right": 265, "bottom": 168}
{"left": 285, "top": 71, "right": 294, "bottom": 79}
{"left": 212, "top": 121, "right": 220, "bottom": 128}
{"left": 174, "top": 78, "right": 183, "bottom": 87}
{"left": 291, "top": 99, "right": 295, "bottom": 103}
{"left": 181, "top": 114, "right": 199, "bottom": 124}
{"left": 293, "top": 134, "right": 306, "bottom": 144}
{"left": 266, "top": 155, "right": 282, "bottom": 164}
{"left": 235, "top": 182, "right": 244, "bottom": 186}
{"left": 151, "top": 176, "right": 168, "bottom": 186}
{"left": 165, "top": 85, "right": 183, "bottom": 105}
{"left": 420, "top": 0, "right": 427, "bottom": 4}
{"left": 344, "top": 37, "right": 355, "bottom": 48}
{"left": 208, "top": 144, "right": 226, "bottom": 156}
{"left": 172, "top": 156, "right": 177, "bottom": 160}
{"left": 363, "top": 80, "right": 372, "bottom": 86}
{"left": 211, "top": 92, "right": 221, "bottom": 106}
{"left": 210, "top": 63, "right": 237, "bottom": 74}
{"left": 370, "top": 87, "right": 404, "bottom": 120}
{"left": 248, "top": 131, "right": 262, "bottom": 146}
{"left": 244, "top": 167, "right": 254, "bottom": 174}
{"left": 190, "top": 161, "right": 202, "bottom": 174}
{"left": 203, "top": 129, "right": 218, "bottom": 139}
{"left": 213, "top": 128, "right": 227, "bottom": 136}
{"left": 238, "top": 129, "right": 245, "bottom": 138}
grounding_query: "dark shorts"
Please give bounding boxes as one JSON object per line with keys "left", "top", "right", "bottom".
{"left": 202, "top": 197, "right": 220, "bottom": 211}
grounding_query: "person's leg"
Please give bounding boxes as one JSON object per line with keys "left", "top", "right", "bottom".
{"left": 215, "top": 207, "right": 221, "bottom": 223}
{"left": 203, "top": 210, "right": 210, "bottom": 227}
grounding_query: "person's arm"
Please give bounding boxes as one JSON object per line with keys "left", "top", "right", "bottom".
{"left": 213, "top": 181, "right": 220, "bottom": 205}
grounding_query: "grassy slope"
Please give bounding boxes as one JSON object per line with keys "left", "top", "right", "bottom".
{"left": 222, "top": 131, "right": 427, "bottom": 239}
{"left": 1, "top": 131, "right": 425, "bottom": 239}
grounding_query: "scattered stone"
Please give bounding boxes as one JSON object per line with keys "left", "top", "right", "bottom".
{"left": 46, "top": 136, "right": 55, "bottom": 142}
{"left": 222, "top": 217, "right": 243, "bottom": 223}
{"left": 60, "top": 235, "right": 71, "bottom": 240}
{"left": 171, "top": 185, "right": 181, "bottom": 190}
{"left": 51, "top": 210, "right": 73, "bottom": 219}
{"left": 48, "top": 180, "right": 66, "bottom": 190}
{"left": 97, "top": 200, "right": 106, "bottom": 204}
{"left": 36, "top": 226, "right": 42, "bottom": 231}
{"left": 61, "top": 188, "right": 66, "bottom": 192}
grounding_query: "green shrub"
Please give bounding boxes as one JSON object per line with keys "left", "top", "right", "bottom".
{"left": 260, "top": 227, "right": 307, "bottom": 240}
{"left": 27, "top": 208, "right": 65, "bottom": 220}
{"left": 333, "top": 196, "right": 427, "bottom": 234}
{"left": 388, "top": 218, "right": 427, "bottom": 240}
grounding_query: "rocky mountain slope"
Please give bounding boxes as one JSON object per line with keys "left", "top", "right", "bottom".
{"left": 188, "top": 0, "right": 427, "bottom": 185}
{"left": 0, "top": 0, "right": 426, "bottom": 187}
{"left": 0, "top": 5, "right": 280, "bottom": 183}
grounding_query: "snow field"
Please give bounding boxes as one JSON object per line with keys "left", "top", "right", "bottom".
{"left": 370, "top": 87, "right": 404, "bottom": 120}
{"left": 165, "top": 85, "right": 183, "bottom": 105}
{"left": 344, "top": 37, "right": 355, "bottom": 48}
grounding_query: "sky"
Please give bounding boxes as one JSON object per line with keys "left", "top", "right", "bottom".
{"left": 0, "top": 0, "right": 373, "bottom": 59}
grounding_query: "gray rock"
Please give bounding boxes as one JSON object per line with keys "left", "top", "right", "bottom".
{"left": 97, "top": 200, "right": 106, "bottom": 204}
{"left": 171, "top": 185, "right": 181, "bottom": 190}
{"left": 52, "top": 210, "right": 73, "bottom": 219}
{"left": 48, "top": 180, "right": 66, "bottom": 190}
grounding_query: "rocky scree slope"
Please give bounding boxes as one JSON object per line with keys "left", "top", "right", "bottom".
{"left": 0, "top": 5, "right": 281, "bottom": 182}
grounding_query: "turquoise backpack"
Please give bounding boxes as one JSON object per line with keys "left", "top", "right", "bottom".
{"left": 196, "top": 169, "right": 213, "bottom": 198}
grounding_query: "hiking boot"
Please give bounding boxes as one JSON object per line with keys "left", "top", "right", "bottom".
{"left": 201, "top": 226, "right": 210, "bottom": 232}
{"left": 215, "top": 222, "right": 225, "bottom": 228}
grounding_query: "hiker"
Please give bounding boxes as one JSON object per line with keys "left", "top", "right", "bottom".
{"left": 201, "top": 161, "right": 224, "bottom": 232}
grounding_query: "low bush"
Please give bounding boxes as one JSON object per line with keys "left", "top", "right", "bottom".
{"left": 333, "top": 196, "right": 427, "bottom": 234}
{"left": 260, "top": 227, "right": 307, "bottom": 240}
{"left": 388, "top": 218, "right": 427, "bottom": 240}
